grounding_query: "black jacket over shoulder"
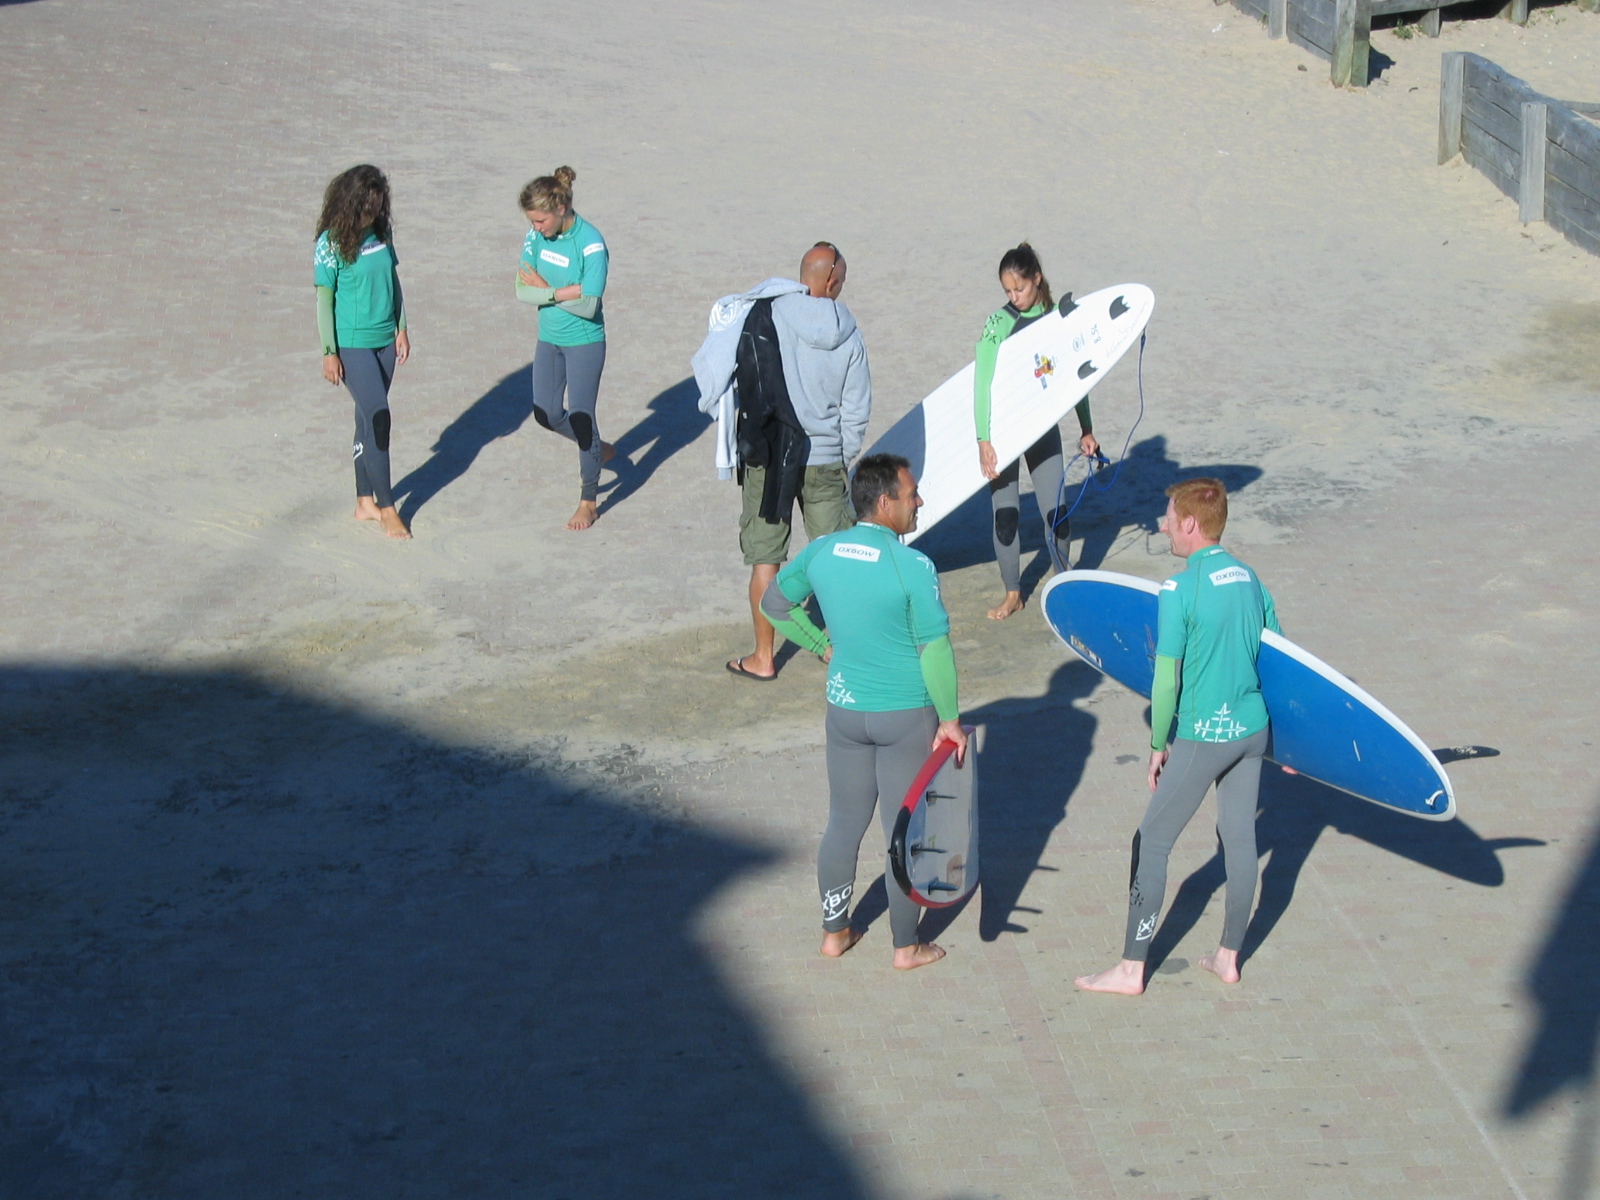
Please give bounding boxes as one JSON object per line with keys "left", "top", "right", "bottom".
{"left": 735, "top": 297, "right": 810, "bottom": 523}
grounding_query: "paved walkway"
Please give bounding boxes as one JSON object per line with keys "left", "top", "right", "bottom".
{"left": 2, "top": 0, "right": 1599, "bottom": 1196}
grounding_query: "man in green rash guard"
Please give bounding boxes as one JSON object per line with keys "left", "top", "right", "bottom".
{"left": 759, "top": 454, "right": 967, "bottom": 970}
{"left": 1076, "top": 477, "right": 1280, "bottom": 996}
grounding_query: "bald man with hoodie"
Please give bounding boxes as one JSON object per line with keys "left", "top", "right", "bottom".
{"left": 727, "top": 243, "right": 873, "bottom": 681}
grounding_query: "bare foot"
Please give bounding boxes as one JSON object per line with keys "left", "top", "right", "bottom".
{"left": 986, "top": 592, "right": 1025, "bottom": 621}
{"left": 377, "top": 507, "right": 411, "bottom": 540}
{"left": 726, "top": 655, "right": 776, "bottom": 681}
{"left": 567, "top": 500, "right": 599, "bottom": 531}
{"left": 600, "top": 441, "right": 617, "bottom": 466}
{"left": 354, "top": 497, "right": 382, "bottom": 522}
{"left": 892, "top": 942, "right": 946, "bottom": 971}
{"left": 1074, "top": 959, "right": 1146, "bottom": 995}
{"left": 1198, "top": 948, "right": 1241, "bottom": 984}
{"left": 820, "top": 928, "right": 863, "bottom": 958}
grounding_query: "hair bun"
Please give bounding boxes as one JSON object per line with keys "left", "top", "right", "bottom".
{"left": 554, "top": 166, "right": 576, "bottom": 187}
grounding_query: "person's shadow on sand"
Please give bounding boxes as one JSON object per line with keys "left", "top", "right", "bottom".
{"left": 1502, "top": 793, "right": 1600, "bottom": 1200}
{"left": 916, "top": 434, "right": 1263, "bottom": 599}
{"left": 597, "top": 377, "right": 711, "bottom": 517}
{"left": 392, "top": 365, "right": 535, "bottom": 525}
{"left": 1143, "top": 765, "right": 1544, "bottom": 973}
{"left": 391, "top": 372, "right": 708, "bottom": 527}
{"left": 846, "top": 661, "right": 1102, "bottom": 946}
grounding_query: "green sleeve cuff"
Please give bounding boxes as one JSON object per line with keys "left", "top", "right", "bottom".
{"left": 918, "top": 635, "right": 960, "bottom": 721}
{"left": 1075, "top": 394, "right": 1092, "bottom": 434}
{"left": 516, "top": 282, "right": 555, "bottom": 306}
{"left": 768, "top": 606, "right": 830, "bottom": 658}
{"left": 1151, "top": 655, "right": 1179, "bottom": 750}
{"left": 316, "top": 286, "right": 338, "bottom": 356}
{"left": 559, "top": 294, "right": 600, "bottom": 320}
{"left": 973, "top": 338, "right": 998, "bottom": 442}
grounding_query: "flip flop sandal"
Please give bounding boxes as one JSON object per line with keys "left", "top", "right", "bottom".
{"left": 725, "top": 657, "right": 776, "bottom": 682}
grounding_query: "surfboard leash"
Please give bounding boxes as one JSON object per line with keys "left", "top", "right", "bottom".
{"left": 1047, "top": 330, "right": 1148, "bottom": 573}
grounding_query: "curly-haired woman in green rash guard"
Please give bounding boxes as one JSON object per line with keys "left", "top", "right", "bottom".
{"left": 314, "top": 164, "right": 412, "bottom": 540}
{"left": 974, "top": 243, "right": 1096, "bottom": 618}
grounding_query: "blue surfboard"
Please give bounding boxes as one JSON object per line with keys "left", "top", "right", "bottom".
{"left": 1040, "top": 570, "right": 1455, "bottom": 820}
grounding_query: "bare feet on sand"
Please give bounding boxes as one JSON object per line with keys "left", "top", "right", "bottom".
{"left": 820, "top": 928, "right": 863, "bottom": 957}
{"left": 893, "top": 942, "right": 946, "bottom": 971}
{"left": 1198, "top": 947, "right": 1241, "bottom": 984}
{"left": 567, "top": 500, "right": 599, "bottom": 531}
{"left": 354, "top": 498, "right": 411, "bottom": 540}
{"left": 1074, "top": 959, "right": 1146, "bottom": 995}
{"left": 987, "top": 591, "right": 1025, "bottom": 621}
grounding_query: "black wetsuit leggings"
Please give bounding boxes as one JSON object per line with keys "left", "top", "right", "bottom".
{"left": 341, "top": 343, "right": 396, "bottom": 510}
{"left": 532, "top": 339, "right": 607, "bottom": 502}
{"left": 1124, "top": 729, "right": 1269, "bottom": 961}
{"left": 988, "top": 425, "right": 1070, "bottom": 591}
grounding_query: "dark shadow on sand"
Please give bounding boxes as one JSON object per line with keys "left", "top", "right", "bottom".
{"left": 1144, "top": 765, "right": 1544, "bottom": 974}
{"left": 392, "top": 364, "right": 535, "bottom": 525}
{"left": 1503, "top": 795, "right": 1600, "bottom": 1200}
{"left": 914, "top": 435, "right": 1263, "bottom": 592}
{"left": 0, "top": 666, "right": 869, "bottom": 1200}
{"left": 597, "top": 377, "right": 711, "bottom": 517}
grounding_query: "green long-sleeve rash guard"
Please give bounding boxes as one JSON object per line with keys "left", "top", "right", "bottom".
{"left": 515, "top": 281, "right": 599, "bottom": 321}
{"left": 762, "top": 600, "right": 961, "bottom": 722}
{"left": 973, "top": 303, "right": 1092, "bottom": 442}
{"left": 1150, "top": 654, "right": 1179, "bottom": 752}
{"left": 316, "top": 284, "right": 405, "bottom": 357}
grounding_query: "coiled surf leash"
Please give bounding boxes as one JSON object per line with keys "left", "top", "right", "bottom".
{"left": 1046, "top": 330, "right": 1148, "bottom": 574}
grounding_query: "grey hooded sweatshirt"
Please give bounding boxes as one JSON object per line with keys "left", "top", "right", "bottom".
{"left": 769, "top": 292, "right": 872, "bottom": 466}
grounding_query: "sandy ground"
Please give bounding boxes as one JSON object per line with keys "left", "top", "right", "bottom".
{"left": 3, "top": 0, "right": 1600, "bottom": 1196}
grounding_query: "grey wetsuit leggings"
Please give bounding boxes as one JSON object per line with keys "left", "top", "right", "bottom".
{"left": 989, "top": 425, "right": 1070, "bottom": 590}
{"left": 340, "top": 343, "right": 397, "bottom": 510}
{"left": 820, "top": 703, "right": 938, "bottom": 949}
{"left": 532, "top": 339, "right": 607, "bottom": 502}
{"left": 1124, "top": 728, "right": 1269, "bottom": 961}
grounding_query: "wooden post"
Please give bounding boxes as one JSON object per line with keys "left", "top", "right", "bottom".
{"left": 1269, "top": 0, "right": 1287, "bottom": 39}
{"left": 1500, "top": 0, "right": 1529, "bottom": 24}
{"left": 1438, "top": 52, "right": 1465, "bottom": 164}
{"left": 1519, "top": 101, "right": 1547, "bottom": 224}
{"left": 1421, "top": 7, "right": 1441, "bottom": 36}
{"left": 1331, "top": 0, "right": 1372, "bottom": 88}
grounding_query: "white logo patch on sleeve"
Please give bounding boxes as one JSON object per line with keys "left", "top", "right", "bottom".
{"left": 832, "top": 543, "right": 880, "bottom": 562}
{"left": 582, "top": 242, "right": 606, "bottom": 256}
{"left": 1161, "top": 579, "right": 1178, "bottom": 592}
{"left": 1209, "top": 566, "right": 1251, "bottom": 586}
{"left": 539, "top": 248, "right": 570, "bottom": 268}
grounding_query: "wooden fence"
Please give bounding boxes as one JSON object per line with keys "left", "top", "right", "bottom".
{"left": 1227, "top": 0, "right": 1373, "bottom": 86}
{"left": 1224, "top": 0, "right": 1597, "bottom": 88}
{"left": 1440, "top": 53, "right": 1600, "bottom": 256}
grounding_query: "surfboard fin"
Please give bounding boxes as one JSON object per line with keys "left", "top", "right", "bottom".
{"left": 1109, "top": 295, "right": 1130, "bottom": 319}
{"left": 1057, "top": 293, "right": 1077, "bottom": 317}
{"left": 1077, "top": 360, "right": 1096, "bottom": 380}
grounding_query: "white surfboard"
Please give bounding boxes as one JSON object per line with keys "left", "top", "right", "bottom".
{"left": 864, "top": 284, "right": 1155, "bottom": 544}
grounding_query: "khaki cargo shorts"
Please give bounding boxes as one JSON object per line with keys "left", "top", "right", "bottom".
{"left": 740, "top": 463, "right": 856, "bottom": 566}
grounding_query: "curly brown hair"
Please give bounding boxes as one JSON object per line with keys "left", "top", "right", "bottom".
{"left": 317, "top": 164, "right": 392, "bottom": 265}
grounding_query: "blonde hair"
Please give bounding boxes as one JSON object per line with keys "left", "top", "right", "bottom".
{"left": 1166, "top": 478, "right": 1228, "bottom": 540}
{"left": 519, "top": 166, "right": 576, "bottom": 214}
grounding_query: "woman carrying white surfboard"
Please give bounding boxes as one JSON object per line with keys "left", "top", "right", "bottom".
{"left": 974, "top": 244, "right": 1098, "bottom": 619}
